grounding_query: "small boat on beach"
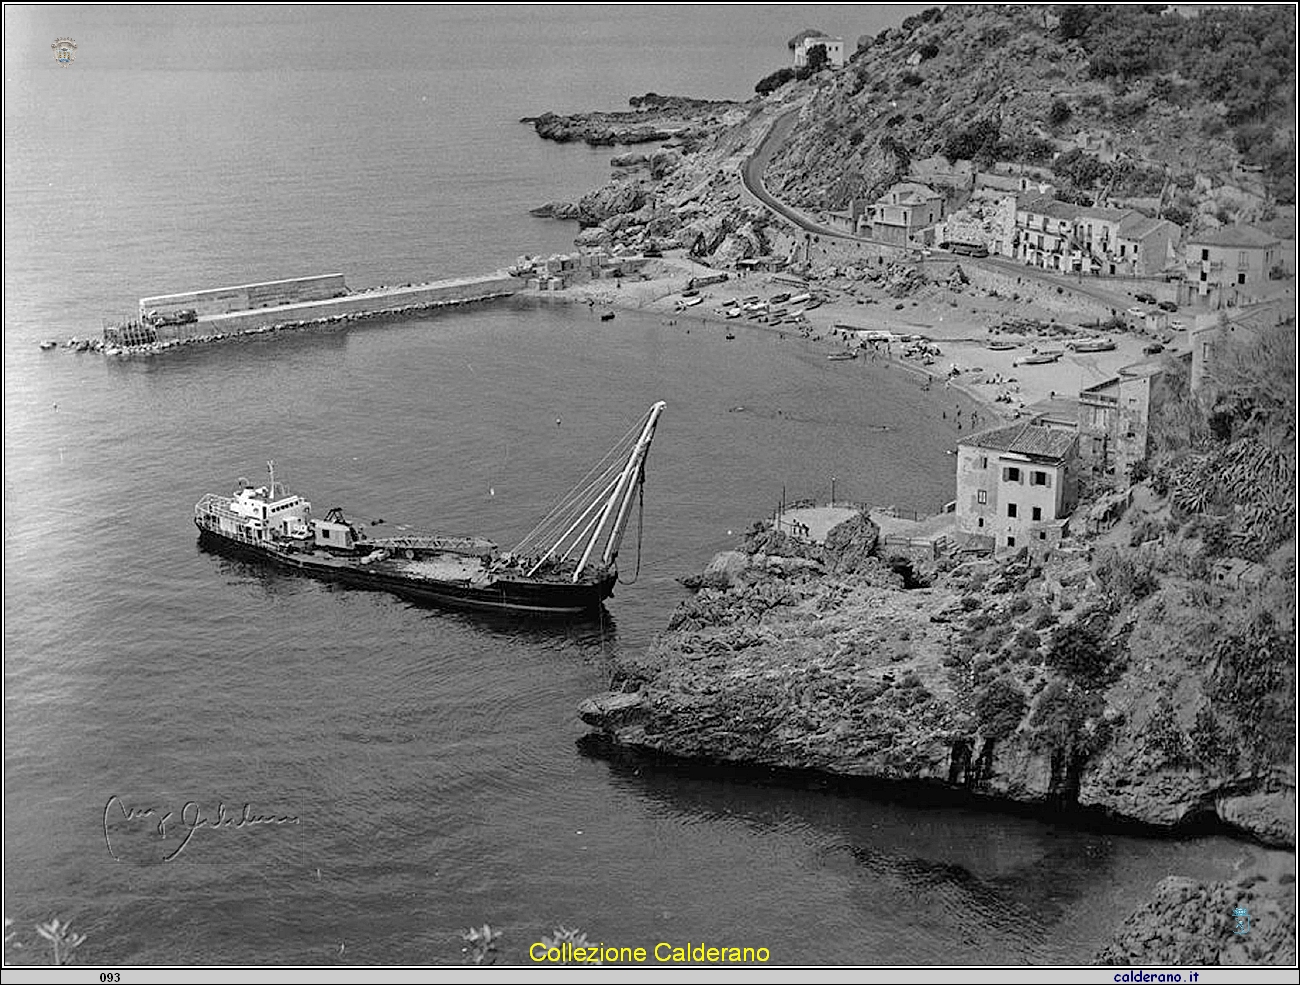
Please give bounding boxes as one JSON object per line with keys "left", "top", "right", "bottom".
{"left": 1066, "top": 337, "right": 1116, "bottom": 352}
{"left": 600, "top": 311, "right": 615, "bottom": 322}
{"left": 1014, "top": 351, "right": 1063, "bottom": 366}
{"left": 39, "top": 340, "right": 57, "bottom": 351}
{"left": 827, "top": 351, "right": 858, "bottom": 361}
{"left": 986, "top": 340, "right": 1018, "bottom": 351}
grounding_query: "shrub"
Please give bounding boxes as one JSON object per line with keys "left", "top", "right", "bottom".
{"left": 1188, "top": 706, "right": 1237, "bottom": 772}
{"left": 1146, "top": 696, "right": 1186, "bottom": 761}
{"left": 1015, "top": 628, "right": 1041, "bottom": 650}
{"left": 1094, "top": 546, "right": 1160, "bottom": 601}
{"left": 1046, "top": 610, "right": 1120, "bottom": 687}
{"left": 1048, "top": 98, "right": 1073, "bottom": 126}
{"left": 975, "top": 677, "right": 1028, "bottom": 739}
{"left": 755, "top": 68, "right": 796, "bottom": 95}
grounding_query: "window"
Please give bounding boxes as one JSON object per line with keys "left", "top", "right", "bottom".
{"left": 1032, "top": 506, "right": 1042, "bottom": 521}
{"left": 1003, "top": 466, "right": 1022, "bottom": 482}
{"left": 1238, "top": 251, "right": 1248, "bottom": 269}
{"left": 1237, "top": 273, "right": 1246, "bottom": 285}
{"left": 977, "top": 490, "right": 987, "bottom": 504}
{"left": 980, "top": 456, "right": 988, "bottom": 469}
{"left": 1006, "top": 536, "right": 1016, "bottom": 548}
{"left": 320, "top": 528, "right": 329, "bottom": 539}
{"left": 1201, "top": 249, "right": 1209, "bottom": 261}
{"left": 977, "top": 518, "right": 984, "bottom": 528}
{"left": 1030, "top": 470, "right": 1049, "bottom": 487}
{"left": 1200, "top": 270, "right": 1207, "bottom": 282}
{"left": 1038, "top": 531, "right": 1047, "bottom": 540}
{"left": 1007, "top": 503, "right": 1018, "bottom": 518}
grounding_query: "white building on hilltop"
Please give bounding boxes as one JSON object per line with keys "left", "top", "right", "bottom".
{"left": 788, "top": 30, "right": 845, "bottom": 68}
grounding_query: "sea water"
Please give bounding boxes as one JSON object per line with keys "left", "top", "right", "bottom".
{"left": 3, "top": 6, "right": 1279, "bottom": 966}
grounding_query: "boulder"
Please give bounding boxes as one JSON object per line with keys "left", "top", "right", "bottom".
{"left": 610, "top": 152, "right": 649, "bottom": 168}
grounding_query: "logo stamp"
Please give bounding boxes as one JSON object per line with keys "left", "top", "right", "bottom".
{"left": 1232, "top": 905, "right": 1251, "bottom": 936}
{"left": 51, "top": 38, "right": 77, "bottom": 65}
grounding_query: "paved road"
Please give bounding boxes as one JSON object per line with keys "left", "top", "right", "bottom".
{"left": 741, "top": 107, "right": 861, "bottom": 242}
{"left": 740, "top": 108, "right": 1142, "bottom": 314}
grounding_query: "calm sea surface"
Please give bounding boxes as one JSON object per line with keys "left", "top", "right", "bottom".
{"left": 3, "top": 6, "right": 1281, "bottom": 967}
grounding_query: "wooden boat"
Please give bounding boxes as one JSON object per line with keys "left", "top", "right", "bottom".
{"left": 1066, "top": 337, "right": 1116, "bottom": 352}
{"left": 1014, "top": 351, "right": 1062, "bottom": 366}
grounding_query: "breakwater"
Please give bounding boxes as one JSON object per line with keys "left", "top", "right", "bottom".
{"left": 91, "top": 272, "right": 520, "bottom": 355}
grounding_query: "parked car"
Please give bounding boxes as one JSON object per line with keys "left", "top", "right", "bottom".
{"left": 1134, "top": 291, "right": 1157, "bottom": 304}
{"left": 1126, "top": 306, "right": 1148, "bottom": 318}
{"left": 1143, "top": 342, "right": 1165, "bottom": 355}
{"left": 1169, "top": 319, "right": 1185, "bottom": 331}
{"left": 1157, "top": 300, "right": 1178, "bottom": 312}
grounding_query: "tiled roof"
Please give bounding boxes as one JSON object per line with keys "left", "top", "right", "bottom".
{"left": 1117, "top": 214, "right": 1172, "bottom": 239}
{"left": 1076, "top": 204, "right": 1136, "bottom": 222}
{"left": 1018, "top": 195, "right": 1080, "bottom": 221}
{"left": 1187, "top": 224, "right": 1281, "bottom": 249}
{"left": 961, "top": 422, "right": 1077, "bottom": 460}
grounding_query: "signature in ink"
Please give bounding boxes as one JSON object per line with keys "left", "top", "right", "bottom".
{"left": 103, "top": 795, "right": 300, "bottom": 862}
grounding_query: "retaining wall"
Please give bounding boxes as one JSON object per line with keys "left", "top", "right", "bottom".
{"left": 193, "top": 274, "right": 520, "bottom": 335}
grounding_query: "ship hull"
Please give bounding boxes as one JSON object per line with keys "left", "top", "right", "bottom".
{"left": 196, "top": 527, "right": 615, "bottom": 616}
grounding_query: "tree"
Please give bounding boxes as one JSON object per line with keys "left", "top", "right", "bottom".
{"left": 1048, "top": 98, "right": 1073, "bottom": 127}
{"left": 975, "top": 678, "right": 1028, "bottom": 739}
{"left": 804, "top": 43, "right": 829, "bottom": 74}
{"left": 755, "top": 68, "right": 796, "bottom": 96}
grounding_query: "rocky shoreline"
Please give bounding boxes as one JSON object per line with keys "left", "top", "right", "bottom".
{"left": 578, "top": 514, "right": 1295, "bottom": 850}
{"left": 522, "top": 94, "right": 742, "bottom": 147}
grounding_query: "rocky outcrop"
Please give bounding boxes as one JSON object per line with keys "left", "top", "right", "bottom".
{"left": 1095, "top": 874, "right": 1296, "bottom": 965}
{"left": 525, "top": 96, "right": 742, "bottom": 148}
{"left": 529, "top": 201, "right": 584, "bottom": 220}
{"left": 583, "top": 525, "right": 1296, "bottom": 848}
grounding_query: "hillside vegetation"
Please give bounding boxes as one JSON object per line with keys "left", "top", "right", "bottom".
{"left": 763, "top": 5, "right": 1296, "bottom": 223}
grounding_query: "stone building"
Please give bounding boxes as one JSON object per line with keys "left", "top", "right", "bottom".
{"left": 955, "top": 423, "right": 1080, "bottom": 553}
{"left": 1077, "top": 361, "right": 1169, "bottom": 485}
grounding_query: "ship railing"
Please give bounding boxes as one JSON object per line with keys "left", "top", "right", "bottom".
{"left": 367, "top": 535, "right": 496, "bottom": 556}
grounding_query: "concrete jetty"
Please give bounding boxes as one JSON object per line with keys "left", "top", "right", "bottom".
{"left": 105, "top": 271, "right": 521, "bottom": 353}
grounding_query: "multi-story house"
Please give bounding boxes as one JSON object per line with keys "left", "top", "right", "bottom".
{"left": 1013, "top": 195, "right": 1180, "bottom": 276}
{"left": 1077, "top": 362, "right": 1169, "bottom": 485}
{"left": 955, "top": 423, "right": 1080, "bottom": 552}
{"left": 1113, "top": 215, "right": 1181, "bottom": 277}
{"left": 869, "top": 182, "right": 945, "bottom": 246}
{"left": 1184, "top": 225, "right": 1281, "bottom": 306}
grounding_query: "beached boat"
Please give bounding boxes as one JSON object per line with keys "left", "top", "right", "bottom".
{"left": 827, "top": 351, "right": 858, "bottom": 361}
{"left": 986, "top": 340, "right": 1018, "bottom": 351}
{"left": 1014, "top": 351, "right": 1062, "bottom": 366}
{"left": 194, "top": 402, "right": 667, "bottom": 616}
{"left": 39, "top": 340, "right": 57, "bottom": 350}
{"left": 600, "top": 311, "right": 615, "bottom": 322}
{"left": 1066, "top": 337, "right": 1116, "bottom": 352}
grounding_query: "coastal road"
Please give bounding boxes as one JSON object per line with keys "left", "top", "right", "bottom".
{"left": 740, "top": 107, "right": 1144, "bottom": 314}
{"left": 741, "top": 107, "right": 861, "bottom": 242}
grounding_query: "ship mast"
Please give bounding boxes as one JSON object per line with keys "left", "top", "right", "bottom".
{"left": 513, "top": 401, "right": 666, "bottom": 581}
{"left": 573, "top": 400, "right": 665, "bottom": 581}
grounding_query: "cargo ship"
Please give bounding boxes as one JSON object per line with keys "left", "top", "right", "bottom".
{"left": 194, "top": 402, "right": 666, "bottom": 616}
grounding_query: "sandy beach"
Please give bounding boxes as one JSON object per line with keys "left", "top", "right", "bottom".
{"left": 537, "top": 251, "right": 1167, "bottom": 422}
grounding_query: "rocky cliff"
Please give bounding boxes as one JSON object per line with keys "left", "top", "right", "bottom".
{"left": 580, "top": 507, "right": 1296, "bottom": 849}
{"left": 527, "top": 6, "right": 1294, "bottom": 262}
